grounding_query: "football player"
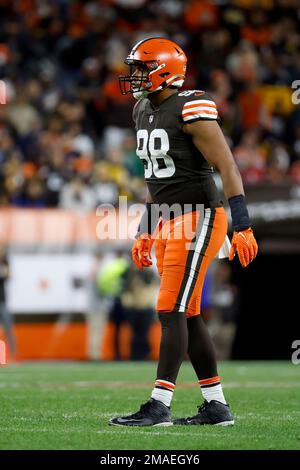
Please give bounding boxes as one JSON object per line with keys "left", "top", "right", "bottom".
{"left": 109, "top": 38, "right": 258, "bottom": 427}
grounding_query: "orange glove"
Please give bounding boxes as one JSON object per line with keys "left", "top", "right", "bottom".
{"left": 132, "top": 233, "right": 154, "bottom": 270}
{"left": 229, "top": 228, "right": 258, "bottom": 268}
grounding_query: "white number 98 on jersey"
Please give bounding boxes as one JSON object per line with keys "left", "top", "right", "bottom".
{"left": 136, "top": 129, "right": 176, "bottom": 179}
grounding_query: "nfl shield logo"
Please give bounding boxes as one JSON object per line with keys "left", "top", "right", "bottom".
{"left": 149, "top": 115, "right": 154, "bottom": 124}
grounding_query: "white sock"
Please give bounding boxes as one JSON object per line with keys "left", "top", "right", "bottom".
{"left": 199, "top": 376, "right": 227, "bottom": 405}
{"left": 150, "top": 379, "right": 175, "bottom": 407}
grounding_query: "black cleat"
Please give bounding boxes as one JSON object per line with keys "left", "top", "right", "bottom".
{"left": 174, "top": 400, "right": 234, "bottom": 426}
{"left": 109, "top": 398, "right": 173, "bottom": 427}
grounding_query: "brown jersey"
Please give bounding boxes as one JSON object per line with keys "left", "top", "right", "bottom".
{"left": 133, "top": 89, "right": 223, "bottom": 209}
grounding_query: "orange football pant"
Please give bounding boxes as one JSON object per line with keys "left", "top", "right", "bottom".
{"left": 154, "top": 207, "right": 227, "bottom": 317}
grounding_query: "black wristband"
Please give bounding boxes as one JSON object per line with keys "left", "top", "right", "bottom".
{"left": 136, "top": 203, "right": 160, "bottom": 239}
{"left": 228, "top": 195, "right": 250, "bottom": 232}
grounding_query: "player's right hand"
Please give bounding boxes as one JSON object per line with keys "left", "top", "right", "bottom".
{"left": 229, "top": 227, "right": 258, "bottom": 268}
{"left": 132, "top": 233, "right": 154, "bottom": 269}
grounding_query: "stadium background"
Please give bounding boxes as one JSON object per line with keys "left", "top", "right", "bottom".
{"left": 0, "top": 0, "right": 299, "bottom": 364}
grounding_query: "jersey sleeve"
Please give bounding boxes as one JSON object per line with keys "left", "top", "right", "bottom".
{"left": 181, "top": 94, "right": 218, "bottom": 124}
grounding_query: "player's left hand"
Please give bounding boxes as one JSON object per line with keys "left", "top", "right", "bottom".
{"left": 229, "top": 227, "right": 258, "bottom": 268}
{"left": 132, "top": 233, "right": 154, "bottom": 269}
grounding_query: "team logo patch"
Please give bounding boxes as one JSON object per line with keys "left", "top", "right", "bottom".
{"left": 149, "top": 115, "right": 154, "bottom": 123}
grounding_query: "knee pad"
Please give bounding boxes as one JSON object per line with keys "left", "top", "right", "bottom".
{"left": 157, "top": 290, "right": 178, "bottom": 313}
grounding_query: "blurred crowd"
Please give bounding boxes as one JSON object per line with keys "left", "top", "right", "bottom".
{"left": 0, "top": 0, "right": 300, "bottom": 210}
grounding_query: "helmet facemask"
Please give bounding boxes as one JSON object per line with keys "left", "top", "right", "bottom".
{"left": 119, "top": 61, "right": 154, "bottom": 100}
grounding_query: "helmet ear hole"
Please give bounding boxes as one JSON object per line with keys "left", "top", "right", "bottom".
{"left": 147, "top": 61, "right": 158, "bottom": 70}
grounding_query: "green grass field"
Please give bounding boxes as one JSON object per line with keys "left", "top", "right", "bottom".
{"left": 0, "top": 361, "right": 299, "bottom": 450}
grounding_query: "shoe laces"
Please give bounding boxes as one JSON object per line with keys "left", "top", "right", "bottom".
{"left": 197, "top": 400, "right": 209, "bottom": 414}
{"left": 183, "top": 401, "right": 209, "bottom": 422}
{"left": 130, "top": 400, "right": 154, "bottom": 419}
